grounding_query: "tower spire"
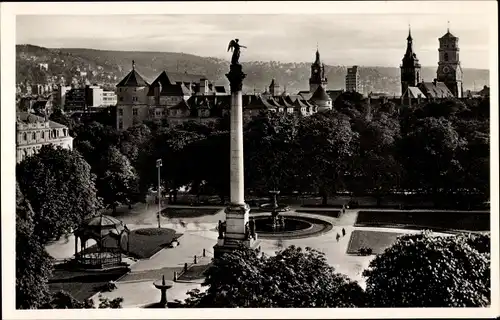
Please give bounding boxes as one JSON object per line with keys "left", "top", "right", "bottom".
{"left": 132, "top": 60, "right": 135, "bottom": 70}
{"left": 314, "top": 45, "right": 321, "bottom": 64}
{"left": 447, "top": 21, "right": 450, "bottom": 33}
{"left": 407, "top": 24, "right": 412, "bottom": 40}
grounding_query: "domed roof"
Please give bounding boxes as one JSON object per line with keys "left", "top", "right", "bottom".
{"left": 84, "top": 215, "right": 124, "bottom": 227}
{"left": 76, "top": 215, "right": 129, "bottom": 240}
{"left": 309, "top": 85, "right": 332, "bottom": 102}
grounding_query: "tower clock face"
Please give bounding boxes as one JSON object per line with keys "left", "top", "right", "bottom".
{"left": 443, "top": 66, "right": 450, "bottom": 73}
{"left": 314, "top": 69, "right": 318, "bottom": 74}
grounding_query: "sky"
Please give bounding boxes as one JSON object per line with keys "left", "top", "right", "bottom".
{"left": 16, "top": 11, "right": 493, "bottom": 69}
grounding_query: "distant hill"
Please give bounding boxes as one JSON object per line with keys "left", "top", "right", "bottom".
{"left": 16, "top": 45, "right": 490, "bottom": 95}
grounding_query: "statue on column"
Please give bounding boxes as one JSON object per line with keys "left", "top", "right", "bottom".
{"left": 227, "top": 39, "right": 247, "bottom": 65}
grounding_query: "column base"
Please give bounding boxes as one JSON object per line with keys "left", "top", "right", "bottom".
{"left": 213, "top": 238, "right": 261, "bottom": 259}
{"left": 213, "top": 202, "right": 260, "bottom": 259}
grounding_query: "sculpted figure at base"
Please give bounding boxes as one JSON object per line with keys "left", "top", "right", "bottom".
{"left": 227, "top": 39, "right": 247, "bottom": 65}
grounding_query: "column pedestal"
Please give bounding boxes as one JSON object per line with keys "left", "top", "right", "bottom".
{"left": 213, "top": 204, "right": 260, "bottom": 258}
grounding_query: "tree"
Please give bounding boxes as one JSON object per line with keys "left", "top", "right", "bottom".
{"left": 398, "top": 117, "right": 466, "bottom": 204}
{"left": 49, "top": 109, "right": 76, "bottom": 132}
{"left": 136, "top": 127, "right": 205, "bottom": 203}
{"left": 296, "top": 111, "right": 357, "bottom": 204}
{"left": 96, "top": 146, "right": 139, "bottom": 212}
{"left": 73, "top": 121, "right": 120, "bottom": 170}
{"left": 363, "top": 231, "right": 490, "bottom": 307}
{"left": 16, "top": 185, "right": 54, "bottom": 309}
{"left": 244, "top": 112, "right": 300, "bottom": 194}
{"left": 334, "top": 91, "right": 369, "bottom": 120}
{"left": 184, "top": 245, "right": 365, "bottom": 308}
{"left": 119, "top": 124, "right": 152, "bottom": 166}
{"left": 16, "top": 145, "right": 101, "bottom": 243}
{"left": 347, "top": 114, "right": 403, "bottom": 205}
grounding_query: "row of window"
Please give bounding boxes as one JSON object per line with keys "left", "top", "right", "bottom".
{"left": 20, "top": 129, "right": 68, "bottom": 142}
{"left": 118, "top": 96, "right": 139, "bottom": 102}
{"left": 118, "top": 88, "right": 138, "bottom": 92}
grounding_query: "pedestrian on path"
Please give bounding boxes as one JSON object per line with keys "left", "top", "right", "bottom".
{"left": 342, "top": 228, "right": 346, "bottom": 237}
{"left": 336, "top": 233, "right": 340, "bottom": 242}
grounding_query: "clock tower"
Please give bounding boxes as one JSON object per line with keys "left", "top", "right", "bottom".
{"left": 309, "top": 49, "right": 328, "bottom": 93}
{"left": 400, "top": 27, "right": 422, "bottom": 96}
{"left": 436, "top": 25, "right": 463, "bottom": 98}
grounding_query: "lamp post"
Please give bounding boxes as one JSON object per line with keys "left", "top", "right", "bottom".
{"left": 156, "top": 159, "right": 162, "bottom": 229}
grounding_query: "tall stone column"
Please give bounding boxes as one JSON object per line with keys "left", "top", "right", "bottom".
{"left": 214, "top": 63, "right": 258, "bottom": 258}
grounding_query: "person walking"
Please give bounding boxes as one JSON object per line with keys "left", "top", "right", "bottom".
{"left": 342, "top": 228, "right": 346, "bottom": 237}
{"left": 336, "top": 233, "right": 340, "bottom": 242}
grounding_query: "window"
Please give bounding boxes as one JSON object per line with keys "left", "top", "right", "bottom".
{"left": 444, "top": 53, "right": 449, "bottom": 61}
{"left": 119, "top": 109, "right": 124, "bottom": 116}
{"left": 132, "top": 109, "right": 138, "bottom": 116}
{"left": 32, "top": 132, "right": 36, "bottom": 140}
{"left": 118, "top": 120, "right": 123, "bottom": 130}
{"left": 119, "top": 97, "right": 124, "bottom": 102}
{"left": 132, "top": 96, "right": 138, "bottom": 102}
{"left": 41, "top": 131, "right": 45, "bottom": 139}
{"left": 23, "top": 133, "right": 27, "bottom": 141}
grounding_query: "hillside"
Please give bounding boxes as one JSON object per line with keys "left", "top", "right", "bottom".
{"left": 16, "top": 45, "right": 490, "bottom": 95}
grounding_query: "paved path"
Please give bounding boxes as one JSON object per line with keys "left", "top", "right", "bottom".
{"left": 46, "top": 204, "right": 466, "bottom": 308}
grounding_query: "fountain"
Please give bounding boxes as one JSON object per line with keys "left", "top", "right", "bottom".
{"left": 153, "top": 275, "right": 174, "bottom": 308}
{"left": 253, "top": 190, "right": 333, "bottom": 240}
{"left": 259, "top": 190, "right": 291, "bottom": 231}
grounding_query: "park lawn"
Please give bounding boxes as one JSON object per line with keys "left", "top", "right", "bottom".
{"left": 178, "top": 263, "right": 212, "bottom": 282}
{"left": 355, "top": 210, "right": 490, "bottom": 232}
{"left": 346, "top": 230, "right": 406, "bottom": 255}
{"left": 127, "top": 228, "right": 183, "bottom": 259}
{"left": 48, "top": 266, "right": 129, "bottom": 301}
{"left": 83, "top": 228, "right": 182, "bottom": 259}
{"left": 161, "top": 208, "right": 220, "bottom": 219}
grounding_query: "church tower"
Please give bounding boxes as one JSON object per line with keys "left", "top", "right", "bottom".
{"left": 400, "top": 27, "right": 422, "bottom": 96}
{"left": 436, "top": 24, "right": 463, "bottom": 98}
{"left": 309, "top": 48, "right": 328, "bottom": 93}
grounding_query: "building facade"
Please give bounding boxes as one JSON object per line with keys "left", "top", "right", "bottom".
{"left": 115, "top": 63, "right": 150, "bottom": 130}
{"left": 436, "top": 27, "right": 463, "bottom": 98}
{"left": 16, "top": 112, "right": 73, "bottom": 163}
{"left": 345, "top": 66, "right": 361, "bottom": 92}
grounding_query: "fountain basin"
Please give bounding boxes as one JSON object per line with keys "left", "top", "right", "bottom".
{"left": 154, "top": 279, "right": 174, "bottom": 290}
{"left": 252, "top": 215, "right": 333, "bottom": 240}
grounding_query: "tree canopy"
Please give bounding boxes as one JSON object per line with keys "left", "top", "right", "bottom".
{"left": 363, "top": 231, "right": 491, "bottom": 307}
{"left": 16, "top": 145, "right": 101, "bottom": 243}
{"left": 184, "top": 245, "right": 365, "bottom": 308}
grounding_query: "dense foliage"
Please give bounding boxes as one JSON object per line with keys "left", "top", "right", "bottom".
{"left": 184, "top": 245, "right": 365, "bottom": 307}
{"left": 16, "top": 145, "right": 101, "bottom": 244}
{"left": 16, "top": 185, "right": 54, "bottom": 309}
{"left": 363, "top": 231, "right": 491, "bottom": 307}
{"left": 57, "top": 95, "right": 490, "bottom": 209}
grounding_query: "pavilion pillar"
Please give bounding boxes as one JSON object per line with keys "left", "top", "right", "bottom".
{"left": 74, "top": 235, "right": 78, "bottom": 257}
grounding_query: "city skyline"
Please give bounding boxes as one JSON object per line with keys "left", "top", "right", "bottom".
{"left": 17, "top": 13, "right": 493, "bottom": 69}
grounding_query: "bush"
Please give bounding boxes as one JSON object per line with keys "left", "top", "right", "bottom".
{"left": 358, "top": 247, "right": 373, "bottom": 256}
{"left": 101, "top": 281, "right": 117, "bottom": 292}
